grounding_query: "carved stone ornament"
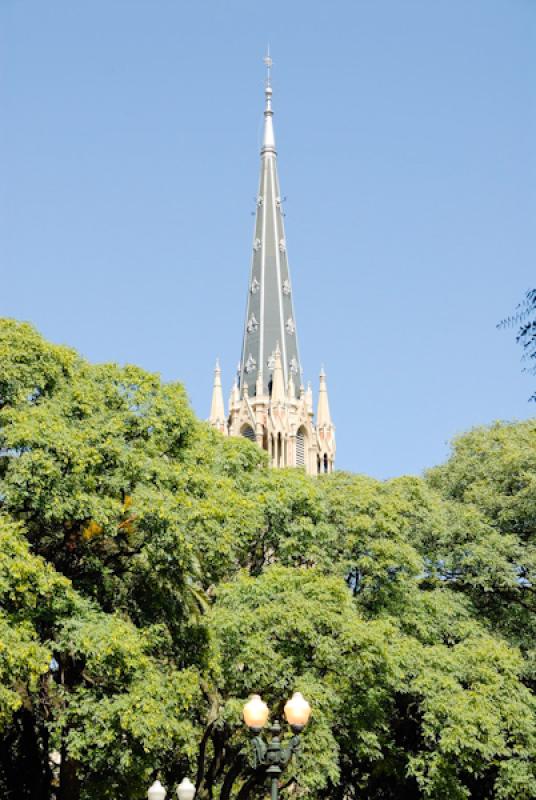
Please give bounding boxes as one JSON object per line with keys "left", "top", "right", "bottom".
{"left": 276, "top": 196, "right": 281, "bottom": 207}
{"left": 245, "top": 354, "right": 257, "bottom": 373}
{"left": 286, "top": 317, "right": 296, "bottom": 335}
{"left": 282, "top": 279, "right": 291, "bottom": 295}
{"left": 247, "top": 314, "right": 259, "bottom": 333}
{"left": 253, "top": 238, "right": 262, "bottom": 252}
{"left": 256, "top": 195, "right": 263, "bottom": 207}
{"left": 250, "top": 277, "right": 260, "bottom": 294}
{"left": 279, "top": 238, "right": 286, "bottom": 252}
{"left": 267, "top": 352, "right": 276, "bottom": 370}
{"left": 289, "top": 357, "right": 299, "bottom": 375}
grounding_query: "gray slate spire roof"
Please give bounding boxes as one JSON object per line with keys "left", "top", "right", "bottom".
{"left": 239, "top": 57, "right": 302, "bottom": 397}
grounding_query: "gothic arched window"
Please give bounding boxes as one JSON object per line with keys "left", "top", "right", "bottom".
{"left": 296, "top": 428, "right": 306, "bottom": 467}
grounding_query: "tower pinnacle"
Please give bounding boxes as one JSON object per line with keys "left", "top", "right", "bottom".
{"left": 209, "top": 359, "right": 226, "bottom": 433}
{"left": 271, "top": 343, "right": 285, "bottom": 403}
{"left": 317, "top": 367, "right": 332, "bottom": 428}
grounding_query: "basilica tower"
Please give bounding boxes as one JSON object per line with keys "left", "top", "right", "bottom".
{"left": 209, "top": 55, "right": 335, "bottom": 475}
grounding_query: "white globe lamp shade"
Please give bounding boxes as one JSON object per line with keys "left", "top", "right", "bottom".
{"left": 284, "top": 692, "right": 311, "bottom": 729}
{"left": 243, "top": 694, "right": 269, "bottom": 731}
{"left": 176, "top": 777, "right": 196, "bottom": 800}
{"left": 148, "top": 780, "right": 167, "bottom": 800}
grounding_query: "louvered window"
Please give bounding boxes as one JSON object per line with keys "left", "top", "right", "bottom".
{"left": 296, "top": 430, "right": 305, "bottom": 466}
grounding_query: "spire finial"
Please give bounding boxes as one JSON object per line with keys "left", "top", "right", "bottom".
{"left": 261, "top": 49, "right": 276, "bottom": 154}
{"left": 264, "top": 46, "right": 272, "bottom": 87}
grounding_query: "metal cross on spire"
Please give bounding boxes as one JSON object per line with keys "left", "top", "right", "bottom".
{"left": 263, "top": 47, "right": 273, "bottom": 87}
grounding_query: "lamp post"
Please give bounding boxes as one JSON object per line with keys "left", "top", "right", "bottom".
{"left": 147, "top": 781, "right": 167, "bottom": 800}
{"left": 242, "top": 692, "right": 311, "bottom": 800}
{"left": 176, "top": 778, "right": 196, "bottom": 800}
{"left": 147, "top": 777, "right": 196, "bottom": 800}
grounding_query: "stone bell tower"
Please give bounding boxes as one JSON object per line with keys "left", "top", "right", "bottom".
{"left": 209, "top": 54, "right": 335, "bottom": 475}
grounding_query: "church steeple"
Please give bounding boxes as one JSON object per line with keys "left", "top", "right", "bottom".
{"left": 209, "top": 54, "right": 336, "bottom": 476}
{"left": 239, "top": 53, "right": 302, "bottom": 398}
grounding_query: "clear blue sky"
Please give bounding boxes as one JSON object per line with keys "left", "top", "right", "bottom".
{"left": 1, "top": 0, "right": 535, "bottom": 478}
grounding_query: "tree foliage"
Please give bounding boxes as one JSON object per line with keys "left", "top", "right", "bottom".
{"left": 426, "top": 420, "right": 536, "bottom": 675}
{"left": 0, "top": 319, "right": 535, "bottom": 799}
{"left": 499, "top": 288, "right": 536, "bottom": 401}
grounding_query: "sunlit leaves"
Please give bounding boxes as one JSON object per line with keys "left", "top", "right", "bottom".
{"left": 1, "top": 321, "right": 535, "bottom": 799}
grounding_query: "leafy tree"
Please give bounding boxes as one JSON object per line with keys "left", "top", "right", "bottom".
{"left": 0, "top": 318, "right": 535, "bottom": 799}
{"left": 0, "top": 514, "right": 201, "bottom": 800}
{"left": 208, "top": 567, "right": 536, "bottom": 799}
{"left": 0, "top": 320, "right": 259, "bottom": 799}
{"left": 499, "top": 288, "right": 536, "bottom": 401}
{"left": 426, "top": 420, "right": 536, "bottom": 678}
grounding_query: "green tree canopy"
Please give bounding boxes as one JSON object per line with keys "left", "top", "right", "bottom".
{"left": 0, "top": 319, "right": 535, "bottom": 800}
{"left": 426, "top": 420, "right": 536, "bottom": 676}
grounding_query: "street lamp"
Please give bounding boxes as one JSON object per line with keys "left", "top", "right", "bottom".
{"left": 176, "top": 778, "right": 196, "bottom": 800}
{"left": 284, "top": 692, "right": 312, "bottom": 731}
{"left": 243, "top": 694, "right": 270, "bottom": 732}
{"left": 148, "top": 781, "right": 167, "bottom": 800}
{"left": 147, "top": 778, "right": 196, "bottom": 800}
{"left": 243, "top": 692, "right": 311, "bottom": 800}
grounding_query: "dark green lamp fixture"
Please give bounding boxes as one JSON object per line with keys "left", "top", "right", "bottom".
{"left": 242, "top": 692, "right": 312, "bottom": 800}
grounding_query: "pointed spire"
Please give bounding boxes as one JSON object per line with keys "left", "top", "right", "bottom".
{"left": 209, "top": 359, "right": 226, "bottom": 430}
{"left": 239, "top": 54, "right": 301, "bottom": 398}
{"left": 262, "top": 49, "right": 276, "bottom": 155}
{"left": 271, "top": 343, "right": 285, "bottom": 403}
{"left": 317, "top": 366, "right": 332, "bottom": 427}
{"left": 256, "top": 369, "right": 264, "bottom": 398}
{"left": 287, "top": 370, "right": 296, "bottom": 400}
{"left": 305, "top": 381, "right": 313, "bottom": 415}
{"left": 229, "top": 376, "right": 239, "bottom": 409}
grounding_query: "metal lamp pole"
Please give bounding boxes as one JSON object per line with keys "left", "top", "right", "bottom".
{"left": 243, "top": 692, "right": 311, "bottom": 800}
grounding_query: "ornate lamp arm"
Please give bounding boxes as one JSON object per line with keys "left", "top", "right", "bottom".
{"left": 251, "top": 734, "right": 268, "bottom": 768}
{"left": 243, "top": 692, "right": 311, "bottom": 800}
{"left": 247, "top": 721, "right": 304, "bottom": 800}
{"left": 280, "top": 734, "right": 301, "bottom": 767}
